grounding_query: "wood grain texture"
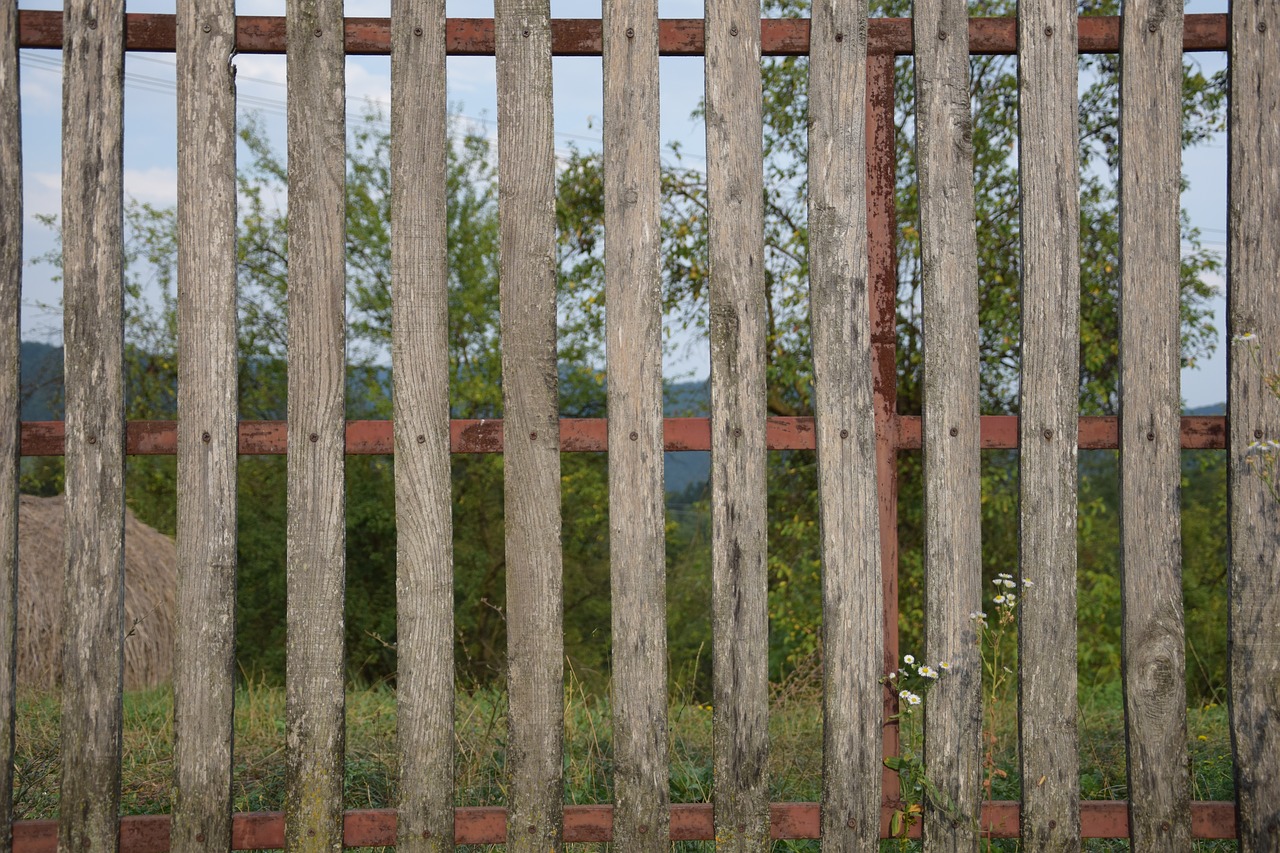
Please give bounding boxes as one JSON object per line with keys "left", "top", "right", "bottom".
{"left": 1227, "top": 0, "right": 1280, "bottom": 848}
{"left": 1016, "top": 0, "right": 1081, "bottom": 848}
{"left": 1117, "top": 0, "right": 1191, "bottom": 848}
{"left": 390, "top": 1, "right": 454, "bottom": 851}
{"left": 808, "top": 2, "right": 881, "bottom": 850}
{"left": 602, "top": 0, "right": 669, "bottom": 849}
{"left": 495, "top": 2, "right": 564, "bottom": 850}
{"left": 705, "top": 1, "right": 769, "bottom": 849}
{"left": 0, "top": 5, "right": 19, "bottom": 850}
{"left": 284, "top": 0, "right": 347, "bottom": 848}
{"left": 172, "top": 0, "right": 239, "bottom": 850}
{"left": 57, "top": 0, "right": 127, "bottom": 850}
{"left": 911, "top": 0, "right": 984, "bottom": 847}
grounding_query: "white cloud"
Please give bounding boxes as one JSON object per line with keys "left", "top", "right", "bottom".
{"left": 124, "top": 166, "right": 179, "bottom": 206}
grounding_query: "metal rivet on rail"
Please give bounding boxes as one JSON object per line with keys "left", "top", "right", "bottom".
{"left": 949, "top": 426, "right": 959, "bottom": 437}
{"left": 414, "top": 26, "right": 423, "bottom": 36}
{"left": 203, "top": 23, "right": 212, "bottom": 33}
{"left": 937, "top": 29, "right": 947, "bottom": 40}
{"left": 1044, "top": 25, "right": 1053, "bottom": 36}
{"left": 1043, "top": 428, "right": 1053, "bottom": 440}
{"left": 417, "top": 434, "right": 426, "bottom": 444}
{"left": 730, "top": 25, "right": 739, "bottom": 36}
{"left": 840, "top": 429, "right": 849, "bottom": 439}
{"left": 309, "top": 433, "right": 319, "bottom": 443}
{"left": 630, "top": 431, "right": 639, "bottom": 441}
{"left": 314, "top": 28, "right": 322, "bottom": 37}
{"left": 529, "top": 431, "right": 538, "bottom": 440}
{"left": 87, "top": 435, "right": 97, "bottom": 445}
{"left": 1147, "top": 431, "right": 1155, "bottom": 441}
{"left": 846, "top": 818, "right": 857, "bottom": 829}
{"left": 1148, "top": 21, "right": 1158, "bottom": 32}
{"left": 626, "top": 27, "right": 635, "bottom": 38}
{"left": 203, "top": 431, "right": 212, "bottom": 443}
{"left": 522, "top": 29, "right": 530, "bottom": 37}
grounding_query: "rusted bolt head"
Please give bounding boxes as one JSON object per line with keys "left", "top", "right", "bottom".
{"left": 630, "top": 431, "right": 639, "bottom": 441}
{"left": 1048, "top": 820, "right": 1057, "bottom": 830}
{"left": 737, "top": 824, "right": 746, "bottom": 833}
{"left": 202, "top": 431, "right": 212, "bottom": 443}
{"left": 414, "top": 26, "right": 423, "bottom": 36}
{"left": 421, "top": 830, "right": 431, "bottom": 839}
{"left": 1148, "top": 21, "right": 1158, "bottom": 32}
{"left": 309, "top": 432, "right": 319, "bottom": 443}
{"left": 195, "top": 834, "right": 205, "bottom": 843}
{"left": 626, "top": 26, "right": 635, "bottom": 38}
{"left": 733, "top": 426, "right": 743, "bottom": 438}
{"left": 937, "top": 29, "right": 947, "bottom": 40}
{"left": 1256, "top": 429, "right": 1264, "bottom": 439}
{"left": 529, "top": 431, "right": 538, "bottom": 440}
{"left": 1146, "top": 431, "right": 1155, "bottom": 441}
{"left": 638, "top": 825, "right": 648, "bottom": 834}
{"left": 730, "top": 25, "right": 739, "bottom": 36}
{"left": 1258, "top": 20, "right": 1267, "bottom": 32}
{"left": 846, "top": 817, "right": 857, "bottom": 829}
{"left": 949, "top": 426, "right": 959, "bottom": 437}
{"left": 835, "top": 32, "right": 844, "bottom": 42}
{"left": 307, "top": 828, "right": 316, "bottom": 837}
{"left": 1044, "top": 25, "right": 1053, "bottom": 36}
{"left": 416, "top": 434, "right": 426, "bottom": 444}
{"left": 202, "top": 23, "right": 212, "bottom": 33}
{"left": 522, "top": 28, "right": 530, "bottom": 37}
{"left": 88, "top": 18, "right": 97, "bottom": 28}
{"left": 87, "top": 435, "right": 97, "bottom": 445}
{"left": 840, "top": 428, "right": 849, "bottom": 439}
{"left": 313, "top": 27, "right": 322, "bottom": 37}
{"left": 1043, "top": 428, "right": 1053, "bottom": 440}
{"left": 527, "top": 825, "right": 537, "bottom": 835}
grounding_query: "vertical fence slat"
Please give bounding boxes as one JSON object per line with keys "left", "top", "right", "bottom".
{"left": 284, "top": 0, "right": 347, "bottom": 846}
{"left": 809, "top": 2, "right": 882, "bottom": 850}
{"left": 911, "top": 0, "right": 984, "bottom": 846}
{"left": 602, "top": 0, "right": 668, "bottom": 849}
{"left": 1117, "top": 0, "right": 1191, "bottom": 848}
{"left": 172, "top": 0, "right": 238, "bottom": 849}
{"left": 391, "top": 1, "right": 454, "bottom": 851}
{"left": 0, "top": 4, "right": 19, "bottom": 849}
{"left": 705, "top": 1, "right": 769, "bottom": 849}
{"left": 1227, "top": 0, "right": 1280, "bottom": 847}
{"left": 1016, "top": 0, "right": 1081, "bottom": 847}
{"left": 495, "top": 2, "right": 563, "bottom": 850}
{"left": 58, "top": 0, "right": 127, "bottom": 849}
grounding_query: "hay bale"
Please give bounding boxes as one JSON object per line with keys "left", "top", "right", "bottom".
{"left": 17, "top": 494, "right": 177, "bottom": 691}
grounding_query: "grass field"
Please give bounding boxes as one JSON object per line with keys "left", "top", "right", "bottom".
{"left": 13, "top": 674, "right": 1237, "bottom": 851}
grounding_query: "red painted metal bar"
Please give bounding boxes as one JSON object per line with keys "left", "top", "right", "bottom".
{"left": 866, "top": 50, "right": 902, "bottom": 807}
{"left": 6, "top": 802, "right": 1240, "bottom": 849}
{"left": 15, "top": 11, "right": 1228, "bottom": 54}
{"left": 14, "top": 415, "right": 1229, "bottom": 456}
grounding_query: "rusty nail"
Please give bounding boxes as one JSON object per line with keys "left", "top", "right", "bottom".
{"left": 730, "top": 25, "right": 739, "bottom": 36}
{"left": 309, "top": 433, "right": 319, "bottom": 443}
{"left": 414, "top": 26, "right": 423, "bottom": 36}
{"left": 308, "top": 829, "right": 316, "bottom": 837}
{"left": 1160, "top": 821, "right": 1171, "bottom": 832}
{"left": 195, "top": 834, "right": 205, "bottom": 843}
{"left": 313, "top": 27, "right": 322, "bottom": 37}
{"left": 840, "top": 428, "right": 849, "bottom": 439}
{"left": 1147, "top": 431, "right": 1155, "bottom": 441}
{"left": 630, "top": 431, "right": 639, "bottom": 441}
{"left": 835, "top": 32, "right": 844, "bottom": 42}
{"left": 88, "top": 18, "right": 97, "bottom": 28}
{"left": 1257, "top": 429, "right": 1265, "bottom": 439}
{"left": 626, "top": 26, "right": 635, "bottom": 38}
{"left": 529, "top": 431, "right": 538, "bottom": 440}
{"left": 421, "top": 830, "right": 431, "bottom": 839}
{"left": 87, "top": 435, "right": 97, "bottom": 445}
{"left": 527, "top": 825, "right": 537, "bottom": 835}
{"left": 1148, "top": 21, "right": 1158, "bottom": 32}
{"left": 638, "top": 825, "right": 648, "bottom": 834}
{"left": 949, "top": 426, "right": 959, "bottom": 437}
{"left": 1043, "top": 428, "right": 1053, "bottom": 440}
{"left": 938, "top": 29, "right": 947, "bottom": 40}
{"left": 417, "top": 434, "right": 426, "bottom": 444}
{"left": 202, "top": 23, "right": 212, "bottom": 33}
{"left": 733, "top": 426, "right": 743, "bottom": 438}
{"left": 1048, "top": 820, "right": 1057, "bottom": 830}
{"left": 846, "top": 818, "right": 857, "bottom": 829}
{"left": 737, "top": 824, "right": 746, "bottom": 833}
{"left": 202, "top": 431, "right": 211, "bottom": 443}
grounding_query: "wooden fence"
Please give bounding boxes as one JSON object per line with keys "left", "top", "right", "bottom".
{"left": 1, "top": 1, "right": 1277, "bottom": 851}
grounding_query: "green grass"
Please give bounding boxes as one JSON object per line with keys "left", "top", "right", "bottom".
{"left": 13, "top": 678, "right": 1236, "bottom": 851}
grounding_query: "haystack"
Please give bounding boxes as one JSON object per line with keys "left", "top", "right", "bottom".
{"left": 17, "top": 494, "right": 177, "bottom": 691}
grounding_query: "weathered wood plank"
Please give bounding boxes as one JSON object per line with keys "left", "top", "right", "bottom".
{"left": 1227, "top": 0, "right": 1280, "bottom": 848}
{"left": 1117, "top": 0, "right": 1191, "bottom": 848}
{"left": 1016, "top": 0, "right": 1081, "bottom": 848}
{"left": 284, "top": 0, "right": 347, "bottom": 847}
{"left": 57, "top": 0, "right": 127, "bottom": 851}
{"left": 602, "top": 0, "right": 668, "bottom": 849}
{"left": 705, "top": 0, "right": 769, "bottom": 849}
{"left": 495, "top": 2, "right": 563, "bottom": 850}
{"left": 911, "top": 0, "right": 983, "bottom": 847}
{"left": 390, "top": 1, "right": 454, "bottom": 851}
{"left": 808, "top": 2, "right": 881, "bottom": 850}
{"left": 0, "top": 4, "right": 19, "bottom": 850}
{"left": 172, "top": 0, "right": 239, "bottom": 850}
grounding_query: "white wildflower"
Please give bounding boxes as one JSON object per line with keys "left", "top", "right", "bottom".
{"left": 906, "top": 693, "right": 922, "bottom": 706}
{"left": 1233, "top": 331, "right": 1258, "bottom": 343}
{"left": 938, "top": 661, "right": 951, "bottom": 670}
{"left": 1022, "top": 578, "right": 1034, "bottom": 587}
{"left": 918, "top": 665, "right": 938, "bottom": 679}
{"left": 903, "top": 654, "right": 916, "bottom": 665}
{"left": 970, "top": 611, "right": 987, "bottom": 620}
{"left": 994, "top": 595, "right": 1007, "bottom": 605}
{"left": 899, "top": 689, "right": 911, "bottom": 700}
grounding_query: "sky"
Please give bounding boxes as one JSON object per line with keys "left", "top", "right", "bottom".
{"left": 15, "top": 0, "right": 1229, "bottom": 407}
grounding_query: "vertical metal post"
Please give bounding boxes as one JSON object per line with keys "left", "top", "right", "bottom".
{"left": 866, "top": 51, "right": 900, "bottom": 814}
